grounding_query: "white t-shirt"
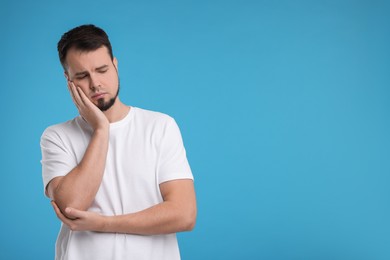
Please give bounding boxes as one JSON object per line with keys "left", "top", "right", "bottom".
{"left": 40, "top": 107, "right": 193, "bottom": 260}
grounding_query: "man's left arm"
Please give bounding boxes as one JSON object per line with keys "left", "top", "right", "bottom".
{"left": 52, "top": 179, "right": 197, "bottom": 235}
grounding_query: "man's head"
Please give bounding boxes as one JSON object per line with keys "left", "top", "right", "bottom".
{"left": 58, "top": 24, "right": 114, "bottom": 71}
{"left": 58, "top": 25, "right": 119, "bottom": 112}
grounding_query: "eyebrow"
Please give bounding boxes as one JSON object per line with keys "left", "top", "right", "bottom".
{"left": 74, "top": 65, "right": 109, "bottom": 76}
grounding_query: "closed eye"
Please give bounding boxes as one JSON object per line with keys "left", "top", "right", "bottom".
{"left": 97, "top": 69, "right": 108, "bottom": 74}
{"left": 96, "top": 65, "right": 109, "bottom": 74}
{"left": 75, "top": 74, "right": 88, "bottom": 80}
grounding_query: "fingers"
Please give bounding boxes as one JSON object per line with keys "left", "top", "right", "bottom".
{"left": 76, "top": 85, "right": 94, "bottom": 108}
{"left": 67, "top": 81, "right": 83, "bottom": 109}
{"left": 51, "top": 201, "right": 103, "bottom": 232}
{"left": 51, "top": 200, "right": 60, "bottom": 214}
{"left": 68, "top": 81, "right": 95, "bottom": 109}
{"left": 51, "top": 201, "right": 70, "bottom": 223}
{"left": 66, "top": 80, "right": 108, "bottom": 130}
{"left": 65, "top": 207, "right": 85, "bottom": 219}
{"left": 51, "top": 201, "right": 77, "bottom": 220}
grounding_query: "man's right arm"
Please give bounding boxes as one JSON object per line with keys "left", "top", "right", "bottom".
{"left": 47, "top": 127, "right": 108, "bottom": 216}
{"left": 47, "top": 81, "right": 109, "bottom": 218}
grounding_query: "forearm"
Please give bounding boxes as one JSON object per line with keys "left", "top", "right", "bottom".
{"left": 51, "top": 180, "right": 197, "bottom": 235}
{"left": 103, "top": 201, "right": 197, "bottom": 235}
{"left": 51, "top": 127, "right": 109, "bottom": 212}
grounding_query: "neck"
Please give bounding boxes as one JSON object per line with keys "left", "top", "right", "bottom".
{"left": 103, "top": 98, "right": 130, "bottom": 123}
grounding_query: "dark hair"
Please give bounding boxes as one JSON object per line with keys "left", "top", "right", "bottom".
{"left": 57, "top": 24, "right": 113, "bottom": 70}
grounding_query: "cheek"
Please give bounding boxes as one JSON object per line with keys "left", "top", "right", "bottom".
{"left": 73, "top": 81, "right": 91, "bottom": 94}
{"left": 106, "top": 72, "right": 119, "bottom": 87}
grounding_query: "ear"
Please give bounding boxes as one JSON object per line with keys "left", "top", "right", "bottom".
{"left": 113, "top": 57, "right": 118, "bottom": 71}
{"left": 64, "top": 71, "right": 70, "bottom": 81}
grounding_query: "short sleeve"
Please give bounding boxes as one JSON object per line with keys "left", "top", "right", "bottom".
{"left": 40, "top": 128, "right": 77, "bottom": 197}
{"left": 157, "top": 118, "right": 193, "bottom": 184}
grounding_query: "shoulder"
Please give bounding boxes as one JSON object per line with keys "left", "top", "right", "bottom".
{"left": 131, "top": 107, "right": 182, "bottom": 142}
{"left": 41, "top": 117, "right": 83, "bottom": 141}
{"left": 133, "top": 107, "right": 176, "bottom": 127}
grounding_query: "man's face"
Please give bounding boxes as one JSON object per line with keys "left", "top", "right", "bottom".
{"left": 65, "top": 46, "right": 119, "bottom": 111}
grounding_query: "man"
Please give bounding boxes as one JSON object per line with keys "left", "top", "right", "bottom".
{"left": 40, "top": 24, "right": 196, "bottom": 260}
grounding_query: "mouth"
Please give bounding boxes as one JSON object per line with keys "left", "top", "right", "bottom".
{"left": 91, "top": 93, "right": 107, "bottom": 100}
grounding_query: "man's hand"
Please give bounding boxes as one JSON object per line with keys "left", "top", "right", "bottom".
{"left": 68, "top": 81, "right": 109, "bottom": 130}
{"left": 51, "top": 201, "right": 106, "bottom": 232}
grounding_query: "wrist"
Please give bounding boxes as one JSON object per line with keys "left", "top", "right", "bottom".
{"left": 94, "top": 125, "right": 109, "bottom": 135}
{"left": 101, "top": 215, "right": 112, "bottom": 233}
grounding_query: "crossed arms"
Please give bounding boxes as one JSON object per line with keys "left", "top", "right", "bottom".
{"left": 47, "top": 81, "right": 196, "bottom": 235}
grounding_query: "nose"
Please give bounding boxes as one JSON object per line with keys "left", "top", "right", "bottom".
{"left": 89, "top": 75, "right": 101, "bottom": 91}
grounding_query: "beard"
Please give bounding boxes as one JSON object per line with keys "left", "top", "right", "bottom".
{"left": 96, "top": 81, "right": 120, "bottom": 112}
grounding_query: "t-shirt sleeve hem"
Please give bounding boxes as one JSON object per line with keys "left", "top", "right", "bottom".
{"left": 42, "top": 172, "right": 68, "bottom": 198}
{"left": 158, "top": 171, "right": 194, "bottom": 185}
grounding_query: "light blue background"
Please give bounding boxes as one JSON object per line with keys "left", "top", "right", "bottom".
{"left": 1, "top": 0, "right": 389, "bottom": 259}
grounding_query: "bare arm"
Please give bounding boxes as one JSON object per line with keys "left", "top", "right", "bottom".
{"left": 47, "top": 81, "right": 109, "bottom": 216}
{"left": 52, "top": 179, "right": 197, "bottom": 235}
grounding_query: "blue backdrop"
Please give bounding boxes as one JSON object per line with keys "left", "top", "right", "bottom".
{"left": 1, "top": 0, "right": 389, "bottom": 259}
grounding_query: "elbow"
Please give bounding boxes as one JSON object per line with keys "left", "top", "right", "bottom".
{"left": 181, "top": 207, "right": 197, "bottom": 231}
{"left": 184, "top": 218, "right": 196, "bottom": 231}
{"left": 53, "top": 183, "right": 91, "bottom": 212}
{"left": 54, "top": 197, "right": 90, "bottom": 213}
{"left": 53, "top": 198, "right": 90, "bottom": 220}
{"left": 52, "top": 189, "right": 91, "bottom": 214}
